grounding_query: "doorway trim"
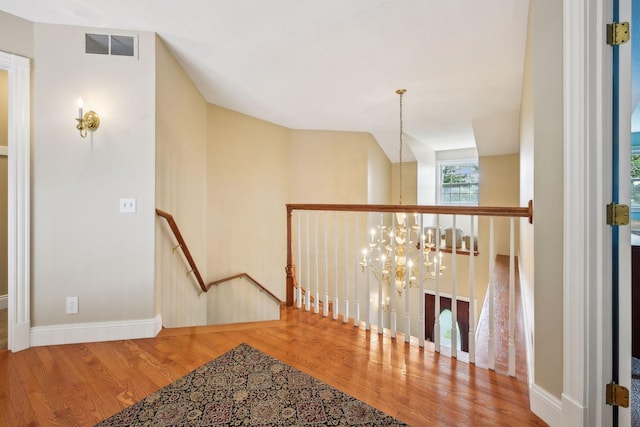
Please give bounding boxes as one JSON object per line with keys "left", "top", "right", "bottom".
{"left": 562, "top": 0, "right": 634, "bottom": 425}
{"left": 0, "top": 50, "right": 31, "bottom": 352}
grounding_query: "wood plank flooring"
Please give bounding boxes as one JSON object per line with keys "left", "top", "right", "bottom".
{"left": 0, "top": 306, "right": 546, "bottom": 427}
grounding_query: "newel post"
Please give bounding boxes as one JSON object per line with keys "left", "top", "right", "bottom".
{"left": 286, "top": 205, "right": 295, "bottom": 306}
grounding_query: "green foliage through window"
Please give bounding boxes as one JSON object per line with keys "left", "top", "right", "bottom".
{"left": 632, "top": 154, "right": 640, "bottom": 206}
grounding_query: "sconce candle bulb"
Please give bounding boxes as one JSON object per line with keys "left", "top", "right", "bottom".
{"left": 75, "top": 97, "right": 100, "bottom": 138}
{"left": 77, "top": 97, "right": 83, "bottom": 119}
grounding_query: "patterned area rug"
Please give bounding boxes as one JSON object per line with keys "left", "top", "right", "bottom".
{"left": 96, "top": 343, "right": 408, "bottom": 426}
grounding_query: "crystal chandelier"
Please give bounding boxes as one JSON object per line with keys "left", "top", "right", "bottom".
{"left": 361, "top": 89, "right": 445, "bottom": 295}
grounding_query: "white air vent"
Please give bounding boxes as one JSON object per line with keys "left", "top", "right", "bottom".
{"left": 85, "top": 33, "right": 137, "bottom": 58}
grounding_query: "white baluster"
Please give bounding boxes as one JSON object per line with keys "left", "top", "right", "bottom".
{"left": 508, "top": 217, "right": 516, "bottom": 377}
{"left": 488, "top": 217, "right": 495, "bottom": 371}
{"left": 323, "top": 211, "right": 329, "bottom": 317}
{"left": 378, "top": 213, "right": 384, "bottom": 334}
{"left": 434, "top": 214, "right": 441, "bottom": 353}
{"left": 354, "top": 213, "right": 360, "bottom": 326}
{"left": 391, "top": 212, "right": 397, "bottom": 338}
{"left": 333, "top": 211, "right": 339, "bottom": 320}
{"left": 314, "top": 211, "right": 319, "bottom": 314}
{"left": 468, "top": 215, "right": 476, "bottom": 364}
{"left": 343, "top": 212, "right": 349, "bottom": 323}
{"left": 365, "top": 214, "right": 371, "bottom": 331}
{"left": 451, "top": 215, "right": 458, "bottom": 359}
{"left": 296, "top": 212, "right": 302, "bottom": 309}
{"left": 305, "top": 212, "right": 311, "bottom": 311}
{"left": 419, "top": 213, "right": 425, "bottom": 348}
{"left": 404, "top": 213, "right": 411, "bottom": 343}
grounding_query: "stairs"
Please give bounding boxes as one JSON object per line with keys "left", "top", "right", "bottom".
{"left": 475, "top": 254, "right": 529, "bottom": 382}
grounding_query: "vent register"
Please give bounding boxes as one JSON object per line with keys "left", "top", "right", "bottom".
{"left": 85, "top": 33, "right": 135, "bottom": 57}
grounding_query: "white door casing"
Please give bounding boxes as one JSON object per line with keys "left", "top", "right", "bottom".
{"left": 0, "top": 50, "right": 31, "bottom": 352}
{"left": 564, "top": 0, "right": 633, "bottom": 425}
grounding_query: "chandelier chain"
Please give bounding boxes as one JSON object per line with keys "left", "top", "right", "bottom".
{"left": 397, "top": 89, "right": 406, "bottom": 205}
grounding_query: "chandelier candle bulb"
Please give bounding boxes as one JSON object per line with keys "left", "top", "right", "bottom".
{"left": 77, "top": 97, "right": 83, "bottom": 118}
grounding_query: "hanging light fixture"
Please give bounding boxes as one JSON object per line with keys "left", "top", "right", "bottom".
{"left": 361, "top": 89, "right": 445, "bottom": 295}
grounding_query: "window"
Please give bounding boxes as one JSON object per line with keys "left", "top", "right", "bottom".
{"left": 438, "top": 161, "right": 479, "bottom": 205}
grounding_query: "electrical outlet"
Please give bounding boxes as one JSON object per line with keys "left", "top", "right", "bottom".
{"left": 120, "top": 198, "right": 136, "bottom": 213}
{"left": 66, "top": 296, "right": 79, "bottom": 314}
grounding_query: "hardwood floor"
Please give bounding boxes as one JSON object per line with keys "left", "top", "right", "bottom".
{"left": 0, "top": 306, "right": 546, "bottom": 427}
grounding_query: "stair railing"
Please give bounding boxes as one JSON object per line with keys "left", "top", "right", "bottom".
{"left": 285, "top": 201, "right": 533, "bottom": 376}
{"left": 156, "top": 208, "right": 207, "bottom": 292}
{"left": 156, "top": 209, "right": 283, "bottom": 305}
{"left": 208, "top": 273, "right": 282, "bottom": 305}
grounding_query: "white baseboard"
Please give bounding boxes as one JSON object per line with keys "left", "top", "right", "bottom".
{"left": 560, "top": 393, "right": 586, "bottom": 427}
{"left": 0, "top": 294, "right": 7, "bottom": 310}
{"left": 11, "top": 320, "right": 31, "bottom": 352}
{"left": 530, "top": 383, "right": 563, "bottom": 426}
{"left": 30, "top": 314, "right": 162, "bottom": 347}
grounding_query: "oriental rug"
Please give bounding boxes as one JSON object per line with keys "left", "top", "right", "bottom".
{"left": 96, "top": 343, "right": 408, "bottom": 426}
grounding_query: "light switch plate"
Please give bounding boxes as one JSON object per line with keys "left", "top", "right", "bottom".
{"left": 66, "top": 296, "right": 78, "bottom": 314}
{"left": 120, "top": 198, "right": 136, "bottom": 213}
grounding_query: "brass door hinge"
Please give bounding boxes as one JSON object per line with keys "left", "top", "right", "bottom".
{"left": 607, "top": 22, "right": 630, "bottom": 45}
{"left": 606, "top": 203, "right": 629, "bottom": 226}
{"left": 606, "top": 383, "right": 630, "bottom": 408}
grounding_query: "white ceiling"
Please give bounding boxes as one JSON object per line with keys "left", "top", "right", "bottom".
{"left": 0, "top": 0, "right": 529, "bottom": 162}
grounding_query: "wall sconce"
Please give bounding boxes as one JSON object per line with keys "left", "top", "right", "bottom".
{"left": 76, "top": 97, "right": 100, "bottom": 138}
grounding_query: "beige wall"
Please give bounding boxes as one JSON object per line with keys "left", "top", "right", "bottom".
{"left": 291, "top": 130, "right": 373, "bottom": 204}
{"left": 31, "top": 24, "right": 156, "bottom": 326}
{"left": 519, "top": 0, "right": 564, "bottom": 398}
{"left": 391, "top": 161, "right": 417, "bottom": 205}
{"left": 0, "top": 11, "right": 33, "bottom": 58}
{"left": 519, "top": 0, "right": 536, "bottom": 384}
{"left": 368, "top": 136, "right": 392, "bottom": 205}
{"left": 206, "top": 105, "right": 291, "bottom": 321}
{"left": 479, "top": 154, "right": 520, "bottom": 256}
{"left": 155, "top": 36, "right": 208, "bottom": 327}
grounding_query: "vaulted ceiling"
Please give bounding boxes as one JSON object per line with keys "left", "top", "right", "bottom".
{"left": 0, "top": 0, "right": 530, "bottom": 161}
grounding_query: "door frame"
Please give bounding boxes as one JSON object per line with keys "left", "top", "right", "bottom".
{"left": 564, "top": 0, "right": 631, "bottom": 425}
{"left": 615, "top": 1, "right": 632, "bottom": 426}
{"left": 0, "top": 50, "right": 31, "bottom": 352}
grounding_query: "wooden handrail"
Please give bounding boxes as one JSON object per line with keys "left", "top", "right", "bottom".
{"left": 156, "top": 209, "right": 207, "bottom": 293}
{"left": 286, "top": 200, "right": 533, "bottom": 222}
{"left": 207, "top": 273, "right": 282, "bottom": 304}
{"left": 285, "top": 200, "right": 533, "bottom": 306}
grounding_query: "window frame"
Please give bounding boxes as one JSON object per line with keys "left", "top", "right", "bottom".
{"left": 436, "top": 159, "right": 479, "bottom": 206}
